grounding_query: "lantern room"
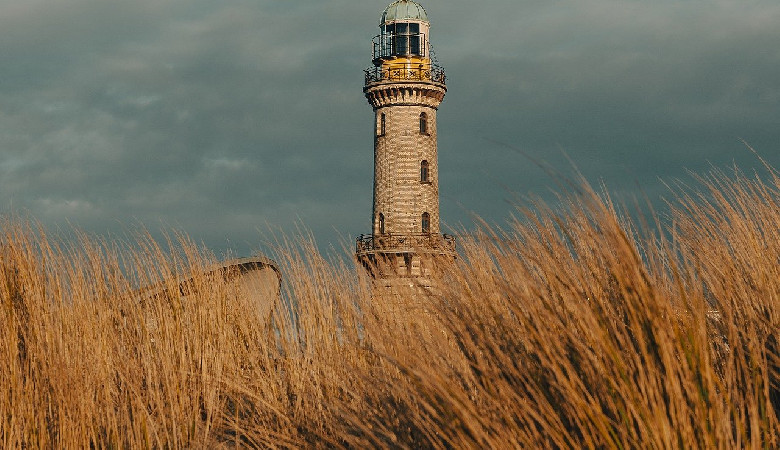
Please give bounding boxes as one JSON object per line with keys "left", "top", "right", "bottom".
{"left": 372, "top": 0, "right": 432, "bottom": 67}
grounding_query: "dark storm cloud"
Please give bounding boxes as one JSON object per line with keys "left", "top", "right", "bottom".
{"left": 430, "top": 0, "right": 780, "bottom": 222}
{"left": 0, "top": 0, "right": 778, "bottom": 255}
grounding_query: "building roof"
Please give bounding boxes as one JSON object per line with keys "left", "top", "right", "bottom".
{"left": 136, "top": 255, "right": 280, "bottom": 301}
{"left": 381, "top": 0, "right": 429, "bottom": 25}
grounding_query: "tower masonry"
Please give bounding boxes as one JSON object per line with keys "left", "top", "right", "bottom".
{"left": 357, "top": 0, "right": 455, "bottom": 282}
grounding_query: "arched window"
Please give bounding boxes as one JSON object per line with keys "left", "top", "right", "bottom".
{"left": 379, "top": 213, "right": 385, "bottom": 235}
{"left": 419, "top": 112, "right": 427, "bottom": 134}
{"left": 420, "top": 160, "right": 429, "bottom": 183}
{"left": 379, "top": 113, "right": 386, "bottom": 136}
{"left": 421, "top": 212, "right": 430, "bottom": 234}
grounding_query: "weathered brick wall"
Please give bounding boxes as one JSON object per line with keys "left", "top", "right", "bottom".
{"left": 365, "top": 82, "right": 446, "bottom": 236}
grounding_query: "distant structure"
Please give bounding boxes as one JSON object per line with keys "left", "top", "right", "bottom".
{"left": 356, "top": 0, "right": 455, "bottom": 286}
{"left": 141, "top": 256, "right": 280, "bottom": 326}
{"left": 176, "top": 257, "right": 280, "bottom": 318}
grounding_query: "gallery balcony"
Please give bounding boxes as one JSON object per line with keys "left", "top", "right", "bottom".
{"left": 364, "top": 64, "right": 446, "bottom": 86}
{"left": 355, "top": 233, "right": 456, "bottom": 258}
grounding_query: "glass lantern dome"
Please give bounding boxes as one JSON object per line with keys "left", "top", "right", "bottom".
{"left": 366, "top": 0, "right": 445, "bottom": 85}
{"left": 381, "top": 0, "right": 429, "bottom": 25}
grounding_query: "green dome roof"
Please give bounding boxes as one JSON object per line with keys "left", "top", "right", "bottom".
{"left": 381, "top": 1, "right": 429, "bottom": 25}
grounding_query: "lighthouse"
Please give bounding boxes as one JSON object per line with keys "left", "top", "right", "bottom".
{"left": 356, "top": 1, "right": 455, "bottom": 284}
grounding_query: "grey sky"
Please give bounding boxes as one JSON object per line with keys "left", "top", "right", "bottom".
{"left": 1, "top": 0, "right": 779, "bottom": 257}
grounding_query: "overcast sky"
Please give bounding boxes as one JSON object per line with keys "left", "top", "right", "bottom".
{"left": 1, "top": 0, "right": 779, "bottom": 258}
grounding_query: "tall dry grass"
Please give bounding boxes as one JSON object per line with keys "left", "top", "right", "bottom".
{"left": 1, "top": 166, "right": 779, "bottom": 448}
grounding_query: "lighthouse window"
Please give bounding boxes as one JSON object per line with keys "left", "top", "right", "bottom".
{"left": 420, "top": 160, "right": 430, "bottom": 183}
{"left": 419, "top": 112, "right": 428, "bottom": 134}
{"left": 395, "top": 23, "right": 409, "bottom": 55}
{"left": 421, "top": 212, "right": 431, "bottom": 234}
{"left": 410, "top": 35, "right": 420, "bottom": 55}
{"left": 379, "top": 213, "right": 385, "bottom": 235}
{"left": 379, "top": 113, "right": 386, "bottom": 136}
{"left": 409, "top": 23, "right": 420, "bottom": 55}
{"left": 385, "top": 22, "right": 422, "bottom": 57}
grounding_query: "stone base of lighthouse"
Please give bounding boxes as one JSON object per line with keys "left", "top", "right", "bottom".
{"left": 355, "top": 234, "right": 455, "bottom": 293}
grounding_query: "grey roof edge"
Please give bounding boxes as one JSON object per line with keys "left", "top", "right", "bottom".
{"left": 137, "top": 254, "right": 281, "bottom": 301}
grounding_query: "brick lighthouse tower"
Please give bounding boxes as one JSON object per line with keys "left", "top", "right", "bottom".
{"left": 356, "top": 0, "right": 455, "bottom": 285}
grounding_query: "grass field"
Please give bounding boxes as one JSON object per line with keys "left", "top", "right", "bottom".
{"left": 1, "top": 166, "right": 779, "bottom": 448}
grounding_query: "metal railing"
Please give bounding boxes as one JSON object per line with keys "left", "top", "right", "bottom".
{"left": 356, "top": 233, "right": 456, "bottom": 254}
{"left": 364, "top": 65, "right": 446, "bottom": 85}
{"left": 372, "top": 33, "right": 428, "bottom": 61}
